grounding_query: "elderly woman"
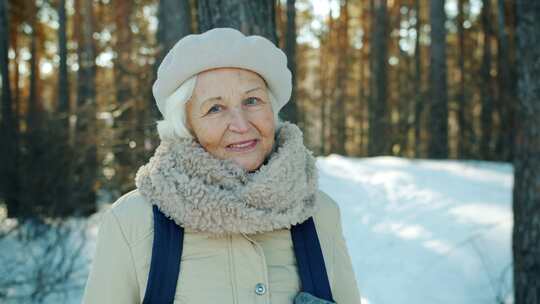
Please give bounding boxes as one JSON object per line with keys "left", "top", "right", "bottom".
{"left": 83, "top": 28, "right": 361, "bottom": 304}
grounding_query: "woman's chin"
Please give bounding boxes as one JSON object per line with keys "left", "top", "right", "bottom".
{"left": 230, "top": 156, "right": 263, "bottom": 172}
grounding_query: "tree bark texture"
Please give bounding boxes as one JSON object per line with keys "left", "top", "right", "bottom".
{"left": 428, "top": 0, "right": 448, "bottom": 158}
{"left": 480, "top": 0, "right": 494, "bottom": 159}
{"left": 0, "top": 0, "right": 20, "bottom": 218}
{"left": 368, "top": 0, "right": 388, "bottom": 156}
{"left": 280, "top": 0, "right": 298, "bottom": 124}
{"left": 197, "top": 0, "right": 277, "bottom": 43}
{"left": 512, "top": 1, "right": 540, "bottom": 303}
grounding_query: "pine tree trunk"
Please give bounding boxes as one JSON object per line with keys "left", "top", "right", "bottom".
{"left": 319, "top": 30, "right": 329, "bottom": 155}
{"left": 368, "top": 0, "right": 388, "bottom": 156}
{"left": 27, "top": 1, "right": 42, "bottom": 133}
{"left": 457, "top": 0, "right": 468, "bottom": 158}
{"left": 156, "top": 0, "right": 192, "bottom": 68}
{"left": 331, "top": 0, "right": 349, "bottom": 155}
{"left": 280, "top": 0, "right": 298, "bottom": 124}
{"left": 512, "top": 2, "right": 540, "bottom": 302}
{"left": 0, "top": 0, "right": 20, "bottom": 218}
{"left": 197, "top": 0, "right": 277, "bottom": 43}
{"left": 413, "top": 0, "right": 423, "bottom": 158}
{"left": 74, "top": 0, "right": 98, "bottom": 215}
{"left": 495, "top": 0, "right": 515, "bottom": 162}
{"left": 10, "top": 21, "right": 20, "bottom": 122}
{"left": 356, "top": 2, "right": 368, "bottom": 156}
{"left": 57, "top": 0, "right": 69, "bottom": 121}
{"left": 480, "top": 0, "right": 494, "bottom": 160}
{"left": 112, "top": 0, "right": 137, "bottom": 192}
{"left": 428, "top": 0, "right": 448, "bottom": 158}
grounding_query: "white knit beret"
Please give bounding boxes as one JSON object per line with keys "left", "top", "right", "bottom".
{"left": 152, "top": 27, "right": 292, "bottom": 117}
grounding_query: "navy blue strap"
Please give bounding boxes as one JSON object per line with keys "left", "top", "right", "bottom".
{"left": 143, "top": 205, "right": 184, "bottom": 304}
{"left": 291, "top": 217, "right": 334, "bottom": 302}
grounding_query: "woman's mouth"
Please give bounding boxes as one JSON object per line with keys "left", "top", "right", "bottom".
{"left": 225, "top": 139, "right": 259, "bottom": 152}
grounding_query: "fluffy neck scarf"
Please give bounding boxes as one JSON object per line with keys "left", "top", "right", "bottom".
{"left": 134, "top": 122, "right": 319, "bottom": 236}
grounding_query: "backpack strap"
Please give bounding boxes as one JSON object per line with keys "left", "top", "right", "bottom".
{"left": 143, "top": 205, "right": 184, "bottom": 304}
{"left": 143, "top": 208, "right": 332, "bottom": 303}
{"left": 291, "top": 217, "right": 334, "bottom": 302}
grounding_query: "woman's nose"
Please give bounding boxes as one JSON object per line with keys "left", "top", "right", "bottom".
{"left": 228, "top": 108, "right": 250, "bottom": 133}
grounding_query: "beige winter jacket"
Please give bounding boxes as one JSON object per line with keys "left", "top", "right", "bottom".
{"left": 82, "top": 189, "right": 361, "bottom": 304}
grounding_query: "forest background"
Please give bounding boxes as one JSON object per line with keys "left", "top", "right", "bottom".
{"left": 0, "top": 0, "right": 539, "bottom": 303}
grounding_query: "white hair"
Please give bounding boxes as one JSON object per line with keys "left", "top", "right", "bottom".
{"left": 156, "top": 74, "right": 281, "bottom": 141}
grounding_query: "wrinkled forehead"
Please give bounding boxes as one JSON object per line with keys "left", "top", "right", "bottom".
{"left": 191, "top": 68, "right": 268, "bottom": 102}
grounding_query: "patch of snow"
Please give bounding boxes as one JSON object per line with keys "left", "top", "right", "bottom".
{"left": 317, "top": 155, "right": 513, "bottom": 304}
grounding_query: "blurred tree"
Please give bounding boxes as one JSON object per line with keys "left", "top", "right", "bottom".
{"left": 198, "top": 0, "right": 277, "bottom": 43}
{"left": 354, "top": 0, "right": 369, "bottom": 156}
{"left": 330, "top": 0, "right": 349, "bottom": 155}
{"left": 512, "top": 1, "right": 540, "bottom": 303}
{"left": 317, "top": 7, "right": 332, "bottom": 155}
{"left": 156, "top": 0, "right": 192, "bottom": 68}
{"left": 428, "top": 0, "right": 448, "bottom": 158}
{"left": 111, "top": 0, "right": 139, "bottom": 194}
{"left": 368, "top": 0, "right": 388, "bottom": 156}
{"left": 413, "top": 0, "right": 424, "bottom": 158}
{"left": 495, "top": 0, "right": 516, "bottom": 162}
{"left": 456, "top": 0, "right": 468, "bottom": 158}
{"left": 26, "top": 0, "right": 42, "bottom": 135}
{"left": 280, "top": 0, "right": 298, "bottom": 124}
{"left": 0, "top": 0, "right": 20, "bottom": 218}
{"left": 73, "top": 0, "right": 98, "bottom": 215}
{"left": 480, "top": 0, "right": 494, "bottom": 160}
{"left": 57, "top": 0, "right": 69, "bottom": 128}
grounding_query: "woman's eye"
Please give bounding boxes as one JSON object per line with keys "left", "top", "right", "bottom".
{"left": 244, "top": 97, "right": 260, "bottom": 106}
{"left": 207, "top": 105, "right": 223, "bottom": 114}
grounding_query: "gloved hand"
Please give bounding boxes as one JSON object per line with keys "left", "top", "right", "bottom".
{"left": 294, "top": 292, "right": 336, "bottom": 304}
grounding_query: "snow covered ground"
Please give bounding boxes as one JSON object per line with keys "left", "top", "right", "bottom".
{"left": 0, "top": 156, "right": 514, "bottom": 303}
{"left": 317, "top": 155, "right": 514, "bottom": 304}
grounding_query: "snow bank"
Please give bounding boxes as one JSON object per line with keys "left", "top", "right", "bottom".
{"left": 317, "top": 155, "right": 513, "bottom": 304}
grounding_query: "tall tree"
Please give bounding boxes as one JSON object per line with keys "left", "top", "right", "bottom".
{"left": 111, "top": 0, "right": 138, "bottom": 192}
{"left": 0, "top": 0, "right": 20, "bottom": 218}
{"left": 368, "top": 0, "right": 388, "bottom": 156}
{"left": 197, "top": 0, "right": 277, "bottom": 43}
{"left": 280, "top": 0, "right": 298, "bottom": 124}
{"left": 75, "top": 0, "right": 97, "bottom": 115}
{"left": 456, "top": 0, "right": 468, "bottom": 158}
{"left": 318, "top": 11, "right": 332, "bottom": 155}
{"left": 479, "top": 0, "right": 494, "bottom": 159}
{"left": 355, "top": 1, "right": 369, "bottom": 156}
{"left": 330, "top": 0, "right": 349, "bottom": 155}
{"left": 74, "top": 0, "right": 98, "bottom": 215}
{"left": 495, "top": 0, "right": 515, "bottom": 162}
{"left": 413, "top": 0, "right": 423, "bottom": 157}
{"left": 8, "top": 2, "right": 20, "bottom": 121}
{"left": 26, "top": 0, "right": 42, "bottom": 133}
{"left": 427, "top": 0, "right": 448, "bottom": 158}
{"left": 512, "top": 1, "right": 540, "bottom": 303}
{"left": 156, "top": 0, "right": 192, "bottom": 72}
{"left": 57, "top": 0, "right": 69, "bottom": 127}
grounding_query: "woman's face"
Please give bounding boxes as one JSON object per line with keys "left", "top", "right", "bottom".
{"left": 185, "top": 68, "right": 276, "bottom": 172}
